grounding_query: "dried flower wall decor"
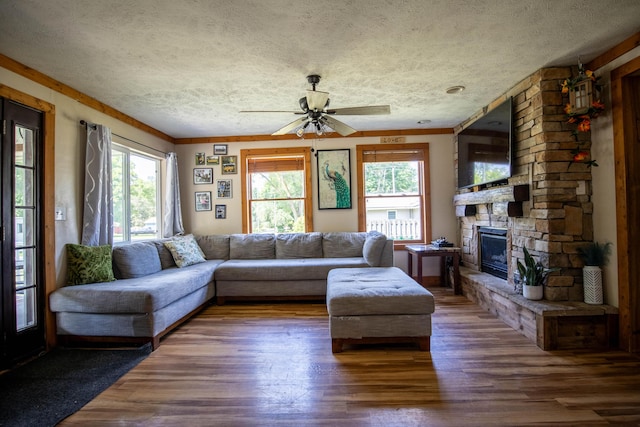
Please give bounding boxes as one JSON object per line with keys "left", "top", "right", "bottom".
{"left": 561, "top": 63, "right": 605, "bottom": 167}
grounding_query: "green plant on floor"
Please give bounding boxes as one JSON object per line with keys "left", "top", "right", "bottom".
{"left": 577, "top": 241, "right": 612, "bottom": 267}
{"left": 517, "top": 247, "right": 560, "bottom": 287}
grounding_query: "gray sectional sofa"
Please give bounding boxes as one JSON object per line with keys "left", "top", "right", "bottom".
{"left": 49, "top": 231, "right": 393, "bottom": 350}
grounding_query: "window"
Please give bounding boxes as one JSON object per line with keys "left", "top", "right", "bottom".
{"left": 356, "top": 143, "right": 431, "bottom": 244}
{"left": 111, "top": 145, "right": 161, "bottom": 243}
{"left": 241, "top": 147, "right": 313, "bottom": 233}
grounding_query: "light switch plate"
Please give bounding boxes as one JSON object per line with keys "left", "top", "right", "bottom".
{"left": 55, "top": 207, "right": 66, "bottom": 221}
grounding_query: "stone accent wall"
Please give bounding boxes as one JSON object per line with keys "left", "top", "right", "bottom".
{"left": 456, "top": 67, "right": 593, "bottom": 301}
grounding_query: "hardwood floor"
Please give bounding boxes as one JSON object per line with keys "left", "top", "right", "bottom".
{"left": 60, "top": 289, "right": 640, "bottom": 426}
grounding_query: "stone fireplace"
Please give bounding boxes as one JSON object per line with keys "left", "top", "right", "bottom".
{"left": 450, "top": 68, "right": 620, "bottom": 350}
{"left": 454, "top": 67, "right": 595, "bottom": 302}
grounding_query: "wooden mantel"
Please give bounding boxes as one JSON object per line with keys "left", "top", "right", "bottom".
{"left": 453, "top": 184, "right": 530, "bottom": 217}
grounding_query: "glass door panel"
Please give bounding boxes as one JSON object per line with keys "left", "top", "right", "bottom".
{"left": 14, "top": 125, "right": 38, "bottom": 333}
{"left": 1, "top": 98, "right": 44, "bottom": 367}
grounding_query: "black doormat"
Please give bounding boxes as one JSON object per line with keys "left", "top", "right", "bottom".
{"left": 0, "top": 344, "right": 151, "bottom": 427}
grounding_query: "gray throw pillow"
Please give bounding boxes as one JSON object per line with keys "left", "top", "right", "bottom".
{"left": 363, "top": 231, "right": 388, "bottom": 267}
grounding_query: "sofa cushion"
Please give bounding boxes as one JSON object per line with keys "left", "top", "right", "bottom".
{"left": 164, "top": 235, "right": 206, "bottom": 267}
{"left": 196, "top": 234, "right": 230, "bottom": 260}
{"left": 363, "top": 231, "right": 388, "bottom": 267}
{"left": 322, "top": 232, "right": 368, "bottom": 258}
{"left": 154, "top": 238, "right": 177, "bottom": 269}
{"left": 230, "top": 234, "right": 275, "bottom": 259}
{"left": 51, "top": 260, "right": 221, "bottom": 314}
{"left": 276, "top": 232, "right": 323, "bottom": 259}
{"left": 112, "top": 241, "right": 162, "bottom": 279}
{"left": 214, "top": 258, "right": 369, "bottom": 281}
{"left": 66, "top": 244, "right": 116, "bottom": 285}
{"left": 327, "top": 267, "right": 435, "bottom": 316}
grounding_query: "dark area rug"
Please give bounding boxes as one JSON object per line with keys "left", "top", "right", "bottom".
{"left": 0, "top": 344, "right": 151, "bottom": 427}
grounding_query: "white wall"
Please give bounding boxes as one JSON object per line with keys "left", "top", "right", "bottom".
{"left": 1, "top": 66, "right": 173, "bottom": 287}
{"left": 590, "top": 46, "right": 640, "bottom": 306}
{"left": 175, "top": 134, "right": 457, "bottom": 275}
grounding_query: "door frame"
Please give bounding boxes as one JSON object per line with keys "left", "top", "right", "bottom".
{"left": 0, "top": 84, "right": 56, "bottom": 349}
{"left": 611, "top": 56, "right": 640, "bottom": 352}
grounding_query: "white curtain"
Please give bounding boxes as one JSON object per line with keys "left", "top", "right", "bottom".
{"left": 163, "top": 152, "right": 184, "bottom": 237}
{"left": 81, "top": 124, "right": 113, "bottom": 246}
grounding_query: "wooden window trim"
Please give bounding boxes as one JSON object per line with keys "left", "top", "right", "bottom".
{"left": 240, "top": 147, "right": 313, "bottom": 233}
{"left": 356, "top": 143, "right": 431, "bottom": 247}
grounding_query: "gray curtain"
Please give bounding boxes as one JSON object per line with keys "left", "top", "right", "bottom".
{"left": 81, "top": 124, "right": 113, "bottom": 246}
{"left": 163, "top": 152, "right": 184, "bottom": 237}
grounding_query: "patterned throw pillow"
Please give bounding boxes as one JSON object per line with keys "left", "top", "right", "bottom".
{"left": 66, "top": 244, "right": 116, "bottom": 285}
{"left": 164, "top": 235, "right": 206, "bottom": 267}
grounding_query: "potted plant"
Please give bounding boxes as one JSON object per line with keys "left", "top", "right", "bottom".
{"left": 577, "top": 241, "right": 612, "bottom": 304}
{"left": 516, "top": 247, "right": 560, "bottom": 300}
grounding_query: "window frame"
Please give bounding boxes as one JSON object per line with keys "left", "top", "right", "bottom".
{"left": 240, "top": 147, "right": 313, "bottom": 233}
{"left": 356, "top": 143, "right": 431, "bottom": 247}
{"left": 111, "top": 143, "right": 162, "bottom": 244}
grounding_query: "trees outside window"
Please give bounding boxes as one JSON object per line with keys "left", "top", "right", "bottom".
{"left": 356, "top": 143, "right": 431, "bottom": 244}
{"left": 241, "top": 147, "right": 313, "bottom": 233}
{"left": 112, "top": 146, "right": 160, "bottom": 242}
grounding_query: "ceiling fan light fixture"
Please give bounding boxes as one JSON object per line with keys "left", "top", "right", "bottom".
{"left": 446, "top": 85, "right": 466, "bottom": 94}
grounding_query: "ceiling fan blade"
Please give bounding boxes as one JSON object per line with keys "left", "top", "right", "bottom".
{"left": 306, "top": 90, "right": 330, "bottom": 110}
{"left": 320, "top": 115, "right": 356, "bottom": 136}
{"left": 240, "top": 110, "right": 303, "bottom": 114}
{"left": 326, "top": 105, "right": 390, "bottom": 115}
{"left": 272, "top": 116, "right": 309, "bottom": 135}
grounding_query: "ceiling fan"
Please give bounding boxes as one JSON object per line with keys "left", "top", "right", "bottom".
{"left": 241, "top": 75, "right": 390, "bottom": 137}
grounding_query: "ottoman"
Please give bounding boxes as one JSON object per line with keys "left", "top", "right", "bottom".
{"left": 326, "top": 267, "right": 435, "bottom": 353}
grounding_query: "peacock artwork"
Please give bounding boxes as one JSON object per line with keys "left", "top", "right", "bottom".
{"left": 317, "top": 149, "right": 352, "bottom": 209}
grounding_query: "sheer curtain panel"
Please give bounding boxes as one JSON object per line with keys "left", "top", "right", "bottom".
{"left": 81, "top": 124, "right": 113, "bottom": 246}
{"left": 163, "top": 152, "right": 184, "bottom": 237}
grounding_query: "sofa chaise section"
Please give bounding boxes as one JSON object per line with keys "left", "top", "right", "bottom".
{"left": 50, "top": 239, "right": 221, "bottom": 350}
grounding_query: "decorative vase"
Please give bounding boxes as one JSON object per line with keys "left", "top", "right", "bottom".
{"left": 523, "top": 284, "right": 543, "bottom": 300}
{"left": 583, "top": 266, "right": 603, "bottom": 304}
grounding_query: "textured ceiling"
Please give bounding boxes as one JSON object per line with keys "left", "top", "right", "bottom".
{"left": 0, "top": 0, "right": 639, "bottom": 139}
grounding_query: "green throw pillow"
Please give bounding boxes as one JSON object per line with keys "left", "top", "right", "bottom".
{"left": 164, "top": 235, "right": 206, "bottom": 268}
{"left": 66, "top": 244, "right": 116, "bottom": 285}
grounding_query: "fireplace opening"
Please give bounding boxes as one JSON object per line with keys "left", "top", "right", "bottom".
{"left": 478, "top": 227, "right": 508, "bottom": 279}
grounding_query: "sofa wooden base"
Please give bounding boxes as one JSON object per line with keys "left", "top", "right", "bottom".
{"left": 332, "top": 336, "right": 430, "bottom": 353}
{"left": 216, "top": 295, "right": 325, "bottom": 305}
{"left": 57, "top": 334, "right": 160, "bottom": 350}
{"left": 56, "top": 300, "right": 211, "bottom": 351}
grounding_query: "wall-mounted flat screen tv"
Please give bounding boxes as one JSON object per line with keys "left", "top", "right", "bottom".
{"left": 457, "top": 97, "right": 513, "bottom": 189}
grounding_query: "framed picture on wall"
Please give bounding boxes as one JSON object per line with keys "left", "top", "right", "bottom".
{"left": 195, "top": 191, "right": 212, "bottom": 211}
{"left": 217, "top": 179, "right": 232, "bottom": 198}
{"left": 221, "top": 155, "right": 238, "bottom": 174}
{"left": 193, "top": 168, "right": 213, "bottom": 184}
{"left": 195, "top": 152, "right": 206, "bottom": 165}
{"left": 206, "top": 155, "right": 220, "bottom": 165}
{"left": 213, "top": 144, "right": 228, "bottom": 155}
{"left": 215, "top": 204, "right": 227, "bottom": 219}
{"left": 317, "top": 149, "right": 352, "bottom": 209}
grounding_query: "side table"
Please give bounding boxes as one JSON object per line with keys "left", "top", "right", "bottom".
{"left": 406, "top": 244, "right": 462, "bottom": 294}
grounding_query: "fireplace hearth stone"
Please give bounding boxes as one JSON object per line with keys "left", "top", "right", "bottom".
{"left": 460, "top": 267, "right": 619, "bottom": 350}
